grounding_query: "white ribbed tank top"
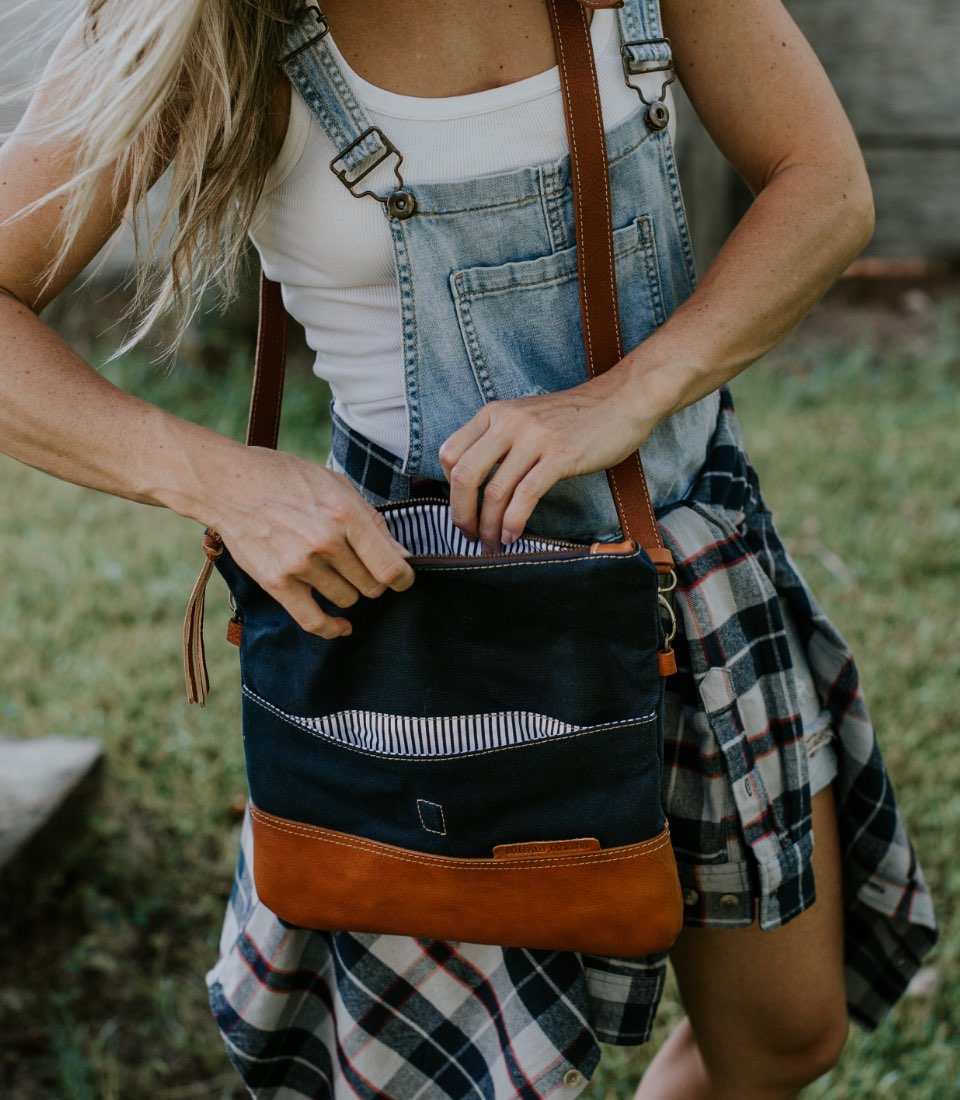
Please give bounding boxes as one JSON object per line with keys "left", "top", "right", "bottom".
{"left": 250, "top": 10, "right": 677, "bottom": 460}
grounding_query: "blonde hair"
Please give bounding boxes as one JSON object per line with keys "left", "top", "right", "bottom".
{"left": 2, "top": 0, "right": 292, "bottom": 355}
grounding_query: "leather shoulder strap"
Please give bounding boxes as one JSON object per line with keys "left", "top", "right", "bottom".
{"left": 247, "top": 274, "right": 288, "bottom": 449}
{"left": 545, "top": 0, "right": 671, "bottom": 566}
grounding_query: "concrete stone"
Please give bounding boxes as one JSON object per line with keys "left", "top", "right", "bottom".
{"left": 0, "top": 737, "right": 104, "bottom": 872}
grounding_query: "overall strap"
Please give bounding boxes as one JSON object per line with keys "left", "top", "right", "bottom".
{"left": 279, "top": 8, "right": 415, "bottom": 208}
{"left": 616, "top": 0, "right": 676, "bottom": 133}
{"left": 616, "top": 0, "right": 669, "bottom": 52}
{"left": 280, "top": 8, "right": 383, "bottom": 182}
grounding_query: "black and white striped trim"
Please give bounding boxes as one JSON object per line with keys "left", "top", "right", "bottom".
{"left": 383, "top": 503, "right": 579, "bottom": 558}
{"left": 243, "top": 686, "right": 655, "bottom": 758}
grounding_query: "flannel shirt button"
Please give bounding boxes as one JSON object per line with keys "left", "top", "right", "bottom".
{"left": 719, "top": 893, "right": 740, "bottom": 909}
{"left": 682, "top": 888, "right": 700, "bottom": 906}
{"left": 563, "top": 1069, "right": 585, "bottom": 1088}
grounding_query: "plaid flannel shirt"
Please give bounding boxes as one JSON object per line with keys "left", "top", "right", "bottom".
{"left": 207, "top": 390, "right": 937, "bottom": 1098}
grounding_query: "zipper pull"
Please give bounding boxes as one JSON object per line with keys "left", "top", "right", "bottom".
{"left": 658, "top": 570, "right": 679, "bottom": 678}
{"left": 182, "top": 531, "right": 223, "bottom": 706}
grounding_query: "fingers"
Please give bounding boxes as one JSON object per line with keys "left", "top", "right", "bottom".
{"left": 476, "top": 450, "right": 542, "bottom": 551}
{"left": 263, "top": 530, "right": 411, "bottom": 639}
{"left": 440, "top": 402, "right": 558, "bottom": 552}
{"left": 222, "top": 457, "right": 416, "bottom": 639}
{"left": 289, "top": 508, "right": 414, "bottom": 635}
{"left": 274, "top": 577, "right": 354, "bottom": 640}
{"left": 498, "top": 462, "right": 558, "bottom": 546}
{"left": 343, "top": 508, "right": 415, "bottom": 594}
{"left": 439, "top": 408, "right": 493, "bottom": 541}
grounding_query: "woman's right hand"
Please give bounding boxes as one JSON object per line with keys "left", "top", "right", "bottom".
{"left": 203, "top": 446, "right": 415, "bottom": 639}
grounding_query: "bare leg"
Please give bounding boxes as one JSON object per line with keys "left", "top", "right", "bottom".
{"left": 635, "top": 785, "right": 848, "bottom": 1100}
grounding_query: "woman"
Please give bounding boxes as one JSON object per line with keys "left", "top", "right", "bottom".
{"left": 0, "top": 1, "right": 936, "bottom": 1097}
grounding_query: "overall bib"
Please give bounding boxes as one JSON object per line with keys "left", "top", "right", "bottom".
{"left": 279, "top": 0, "right": 719, "bottom": 537}
{"left": 206, "top": 2, "right": 937, "bottom": 1095}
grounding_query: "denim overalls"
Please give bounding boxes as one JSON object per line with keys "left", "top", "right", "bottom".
{"left": 281, "top": 0, "right": 720, "bottom": 541}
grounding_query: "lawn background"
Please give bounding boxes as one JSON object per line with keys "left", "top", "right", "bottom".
{"left": 1, "top": 285, "right": 957, "bottom": 1098}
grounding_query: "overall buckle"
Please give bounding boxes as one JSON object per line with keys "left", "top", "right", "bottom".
{"left": 280, "top": 6, "right": 330, "bottom": 65}
{"left": 620, "top": 38, "right": 676, "bottom": 131}
{"left": 330, "top": 127, "right": 418, "bottom": 219}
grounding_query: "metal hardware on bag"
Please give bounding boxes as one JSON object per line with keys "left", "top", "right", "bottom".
{"left": 658, "top": 569, "right": 677, "bottom": 596}
{"left": 657, "top": 568, "right": 679, "bottom": 674}
{"left": 658, "top": 589, "right": 678, "bottom": 650}
{"left": 280, "top": 5, "right": 330, "bottom": 65}
{"left": 330, "top": 127, "right": 418, "bottom": 219}
{"left": 620, "top": 38, "right": 676, "bottom": 132}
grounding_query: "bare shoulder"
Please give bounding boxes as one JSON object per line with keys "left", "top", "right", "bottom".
{"left": 661, "top": 0, "right": 862, "bottom": 191}
{"left": 0, "top": 40, "right": 130, "bottom": 310}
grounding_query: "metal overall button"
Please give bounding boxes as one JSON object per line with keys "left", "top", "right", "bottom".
{"left": 646, "top": 101, "right": 670, "bottom": 131}
{"left": 387, "top": 189, "right": 417, "bottom": 219}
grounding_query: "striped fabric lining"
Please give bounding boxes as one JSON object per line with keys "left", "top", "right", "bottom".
{"left": 383, "top": 501, "right": 582, "bottom": 557}
{"left": 243, "top": 686, "right": 655, "bottom": 758}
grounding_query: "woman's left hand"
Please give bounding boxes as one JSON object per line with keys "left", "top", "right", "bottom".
{"left": 438, "top": 368, "right": 657, "bottom": 553}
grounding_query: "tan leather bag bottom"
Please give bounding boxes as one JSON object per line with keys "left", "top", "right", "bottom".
{"left": 250, "top": 803, "right": 684, "bottom": 957}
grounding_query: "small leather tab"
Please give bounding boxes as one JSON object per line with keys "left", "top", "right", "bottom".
{"left": 646, "top": 546, "right": 676, "bottom": 573}
{"left": 589, "top": 538, "right": 637, "bottom": 555}
{"left": 493, "top": 837, "right": 601, "bottom": 860}
{"left": 226, "top": 618, "right": 243, "bottom": 647}
{"left": 658, "top": 649, "right": 678, "bottom": 677}
{"left": 202, "top": 530, "right": 224, "bottom": 561}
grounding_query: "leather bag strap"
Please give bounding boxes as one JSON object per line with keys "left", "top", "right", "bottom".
{"left": 248, "top": 274, "right": 288, "bottom": 449}
{"left": 544, "top": 0, "right": 671, "bottom": 567}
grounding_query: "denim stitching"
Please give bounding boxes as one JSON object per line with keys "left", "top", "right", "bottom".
{"left": 451, "top": 276, "right": 498, "bottom": 402}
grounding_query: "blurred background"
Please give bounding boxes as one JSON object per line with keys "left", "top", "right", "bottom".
{"left": 1, "top": 2, "right": 958, "bottom": 1098}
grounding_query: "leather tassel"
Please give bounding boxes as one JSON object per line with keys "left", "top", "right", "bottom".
{"left": 182, "top": 532, "right": 224, "bottom": 706}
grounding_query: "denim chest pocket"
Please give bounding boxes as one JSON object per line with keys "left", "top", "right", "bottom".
{"left": 450, "top": 215, "right": 666, "bottom": 403}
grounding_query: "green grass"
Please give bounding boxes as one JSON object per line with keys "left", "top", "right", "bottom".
{"left": 0, "top": 306, "right": 957, "bottom": 1098}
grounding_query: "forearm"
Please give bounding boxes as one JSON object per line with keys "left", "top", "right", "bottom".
{"left": 619, "top": 160, "right": 874, "bottom": 427}
{"left": 0, "top": 291, "right": 241, "bottom": 525}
